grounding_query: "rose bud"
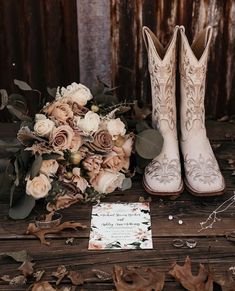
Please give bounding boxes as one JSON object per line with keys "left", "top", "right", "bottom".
{"left": 65, "top": 171, "right": 73, "bottom": 179}
{"left": 91, "top": 104, "right": 99, "bottom": 113}
{"left": 70, "top": 152, "right": 82, "bottom": 164}
{"left": 114, "top": 135, "right": 125, "bottom": 147}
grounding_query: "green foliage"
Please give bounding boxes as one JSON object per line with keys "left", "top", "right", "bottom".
{"left": 30, "top": 154, "right": 43, "bottom": 179}
{"left": 9, "top": 194, "right": 35, "bottom": 220}
{"left": 135, "top": 128, "right": 163, "bottom": 159}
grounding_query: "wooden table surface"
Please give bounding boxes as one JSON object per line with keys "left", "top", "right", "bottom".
{"left": 0, "top": 121, "right": 235, "bottom": 290}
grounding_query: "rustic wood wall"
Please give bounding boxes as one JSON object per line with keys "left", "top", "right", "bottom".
{"left": 111, "top": 0, "right": 235, "bottom": 118}
{"left": 0, "top": 0, "right": 79, "bottom": 95}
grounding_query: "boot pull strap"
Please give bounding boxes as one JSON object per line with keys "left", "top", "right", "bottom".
{"left": 142, "top": 26, "right": 151, "bottom": 50}
{"left": 205, "top": 26, "right": 213, "bottom": 46}
{"left": 142, "top": 26, "right": 165, "bottom": 53}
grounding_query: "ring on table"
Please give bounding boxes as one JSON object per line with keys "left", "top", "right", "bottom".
{"left": 185, "top": 239, "right": 197, "bottom": 249}
{"left": 172, "top": 239, "right": 184, "bottom": 248}
{"left": 34, "top": 212, "right": 62, "bottom": 229}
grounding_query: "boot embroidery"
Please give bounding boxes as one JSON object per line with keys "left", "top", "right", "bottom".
{"left": 180, "top": 45, "right": 207, "bottom": 131}
{"left": 145, "top": 154, "right": 181, "bottom": 184}
{"left": 184, "top": 154, "right": 220, "bottom": 185}
{"left": 148, "top": 46, "right": 175, "bottom": 131}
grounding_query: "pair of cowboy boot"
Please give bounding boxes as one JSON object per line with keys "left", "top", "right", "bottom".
{"left": 142, "top": 25, "right": 225, "bottom": 197}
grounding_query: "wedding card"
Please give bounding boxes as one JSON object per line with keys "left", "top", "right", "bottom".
{"left": 88, "top": 202, "right": 153, "bottom": 250}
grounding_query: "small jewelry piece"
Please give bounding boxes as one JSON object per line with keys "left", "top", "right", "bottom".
{"left": 172, "top": 239, "right": 184, "bottom": 248}
{"left": 185, "top": 239, "right": 197, "bottom": 249}
{"left": 178, "top": 219, "right": 183, "bottom": 225}
{"left": 168, "top": 215, "right": 173, "bottom": 220}
{"left": 34, "top": 212, "right": 62, "bottom": 229}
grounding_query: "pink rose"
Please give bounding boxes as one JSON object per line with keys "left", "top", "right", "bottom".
{"left": 50, "top": 125, "right": 74, "bottom": 151}
{"left": 44, "top": 101, "right": 73, "bottom": 123}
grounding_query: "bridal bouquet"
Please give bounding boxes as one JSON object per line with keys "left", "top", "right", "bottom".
{"left": 4, "top": 82, "right": 134, "bottom": 219}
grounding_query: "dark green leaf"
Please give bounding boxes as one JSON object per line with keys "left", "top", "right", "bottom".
{"left": 0, "top": 250, "right": 30, "bottom": 262}
{"left": 47, "top": 87, "right": 57, "bottom": 98}
{"left": 14, "top": 79, "right": 32, "bottom": 91}
{"left": 30, "top": 154, "right": 42, "bottom": 179}
{"left": 9, "top": 183, "right": 16, "bottom": 207}
{"left": 120, "top": 178, "right": 132, "bottom": 191}
{"left": 136, "top": 121, "right": 151, "bottom": 133}
{"left": 6, "top": 105, "right": 31, "bottom": 121}
{"left": 135, "top": 129, "right": 163, "bottom": 159}
{"left": 9, "top": 195, "right": 35, "bottom": 220}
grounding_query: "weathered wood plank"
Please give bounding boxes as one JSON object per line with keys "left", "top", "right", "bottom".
{"left": 77, "top": 0, "right": 111, "bottom": 88}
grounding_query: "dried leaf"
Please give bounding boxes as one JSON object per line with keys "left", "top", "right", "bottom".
{"left": 0, "top": 89, "right": 8, "bottom": 110}
{"left": 227, "top": 159, "right": 235, "bottom": 165}
{"left": 217, "top": 115, "right": 229, "bottom": 122}
{"left": 67, "top": 270, "right": 84, "bottom": 285}
{"left": 92, "top": 269, "right": 112, "bottom": 281}
{"left": 231, "top": 171, "right": 235, "bottom": 176}
{"left": 46, "top": 193, "right": 83, "bottom": 212}
{"left": 169, "top": 256, "right": 213, "bottom": 291}
{"left": 33, "top": 270, "right": 45, "bottom": 282}
{"left": 26, "top": 221, "right": 87, "bottom": 245}
{"left": 31, "top": 281, "right": 56, "bottom": 291}
{"left": 0, "top": 250, "right": 29, "bottom": 262}
{"left": 113, "top": 265, "right": 165, "bottom": 291}
{"left": 1, "top": 275, "right": 27, "bottom": 286}
{"left": 216, "top": 273, "right": 235, "bottom": 291}
{"left": 18, "top": 260, "right": 35, "bottom": 277}
{"left": 52, "top": 265, "right": 68, "bottom": 285}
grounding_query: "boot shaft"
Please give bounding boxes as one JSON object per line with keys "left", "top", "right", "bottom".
{"left": 179, "top": 26, "right": 213, "bottom": 141}
{"left": 142, "top": 26, "right": 179, "bottom": 136}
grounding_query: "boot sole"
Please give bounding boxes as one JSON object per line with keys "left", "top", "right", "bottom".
{"left": 184, "top": 178, "right": 226, "bottom": 197}
{"left": 143, "top": 176, "right": 184, "bottom": 197}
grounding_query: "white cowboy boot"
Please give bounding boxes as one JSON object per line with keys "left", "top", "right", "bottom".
{"left": 179, "top": 26, "right": 225, "bottom": 196}
{"left": 142, "top": 26, "right": 183, "bottom": 196}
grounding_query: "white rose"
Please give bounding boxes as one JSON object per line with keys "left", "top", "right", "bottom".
{"left": 26, "top": 174, "right": 52, "bottom": 199}
{"left": 40, "top": 159, "right": 59, "bottom": 176}
{"left": 34, "top": 118, "right": 55, "bottom": 137}
{"left": 107, "top": 118, "right": 126, "bottom": 139}
{"left": 35, "top": 114, "right": 47, "bottom": 121}
{"left": 58, "top": 82, "right": 93, "bottom": 106}
{"left": 75, "top": 111, "right": 100, "bottom": 133}
{"left": 91, "top": 169, "right": 125, "bottom": 194}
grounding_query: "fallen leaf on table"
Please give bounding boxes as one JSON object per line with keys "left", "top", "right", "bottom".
{"left": 18, "top": 260, "right": 35, "bottom": 277}
{"left": 65, "top": 237, "right": 75, "bottom": 245}
{"left": 169, "top": 256, "right": 213, "bottom": 291}
{"left": 67, "top": 270, "right": 84, "bottom": 285}
{"left": 33, "top": 270, "right": 45, "bottom": 281}
{"left": 0, "top": 250, "right": 30, "bottom": 262}
{"left": 1, "top": 274, "right": 27, "bottom": 285}
{"left": 26, "top": 221, "right": 87, "bottom": 245}
{"left": 47, "top": 193, "right": 83, "bottom": 212}
{"left": 216, "top": 273, "right": 235, "bottom": 291}
{"left": 92, "top": 269, "right": 112, "bottom": 281}
{"left": 31, "top": 281, "right": 56, "bottom": 291}
{"left": 113, "top": 265, "right": 165, "bottom": 291}
{"left": 52, "top": 265, "right": 68, "bottom": 285}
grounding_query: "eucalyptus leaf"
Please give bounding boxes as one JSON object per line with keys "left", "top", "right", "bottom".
{"left": 120, "top": 178, "right": 132, "bottom": 191}
{"left": 6, "top": 104, "right": 31, "bottom": 121}
{"left": 135, "top": 129, "right": 163, "bottom": 159}
{"left": 136, "top": 121, "right": 151, "bottom": 133}
{"left": 47, "top": 87, "right": 57, "bottom": 98}
{"left": 8, "top": 94, "right": 28, "bottom": 113}
{"left": 0, "top": 250, "right": 29, "bottom": 262}
{"left": 9, "top": 195, "right": 35, "bottom": 220}
{"left": 30, "top": 154, "right": 42, "bottom": 179}
{"left": 0, "top": 89, "right": 8, "bottom": 110}
{"left": 14, "top": 79, "right": 32, "bottom": 91}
